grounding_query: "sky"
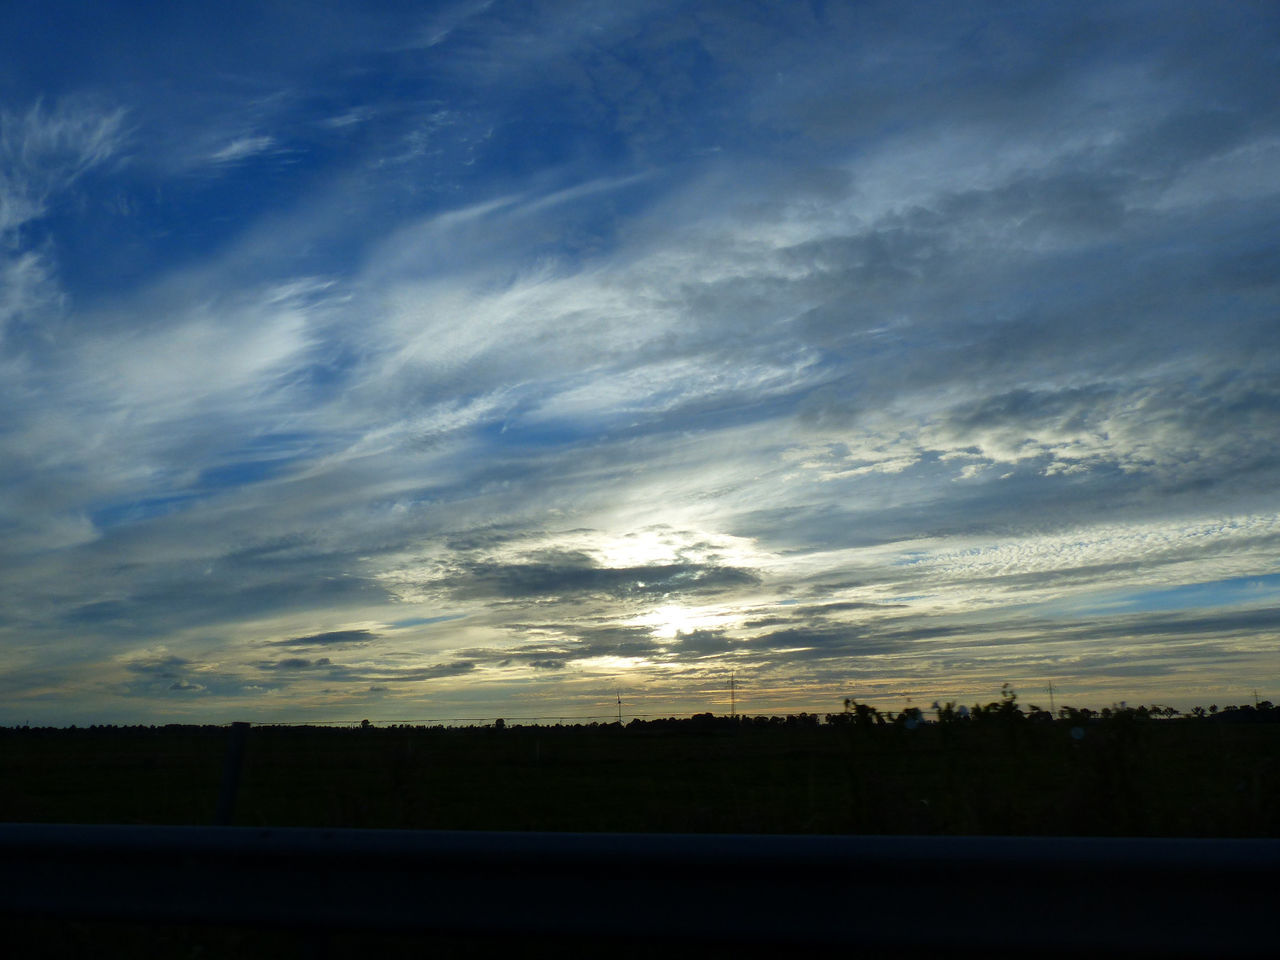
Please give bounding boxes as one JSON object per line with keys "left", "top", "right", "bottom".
{"left": 2, "top": 1, "right": 1278, "bottom": 725}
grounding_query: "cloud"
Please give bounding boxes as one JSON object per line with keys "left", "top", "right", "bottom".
{"left": 432, "top": 557, "right": 760, "bottom": 602}
{"left": 123, "top": 654, "right": 192, "bottom": 677}
{"left": 256, "top": 657, "right": 332, "bottom": 671}
{"left": 398, "top": 0, "right": 496, "bottom": 50}
{"left": 324, "top": 661, "right": 478, "bottom": 683}
{"left": 0, "top": 99, "right": 127, "bottom": 345}
{"left": 207, "top": 135, "right": 277, "bottom": 164}
{"left": 674, "top": 629, "right": 734, "bottom": 657}
{"left": 0, "top": 99, "right": 127, "bottom": 227}
{"left": 271, "top": 630, "right": 379, "bottom": 648}
{"left": 0, "top": 250, "right": 61, "bottom": 335}
{"left": 2, "top": 2, "right": 1278, "bottom": 720}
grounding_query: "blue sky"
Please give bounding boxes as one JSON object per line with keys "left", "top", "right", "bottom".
{"left": 2, "top": 1, "right": 1278, "bottom": 723}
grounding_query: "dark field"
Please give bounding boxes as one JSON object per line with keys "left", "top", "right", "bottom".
{"left": 5, "top": 714, "right": 1278, "bottom": 958}
{"left": 3, "top": 714, "right": 1278, "bottom": 835}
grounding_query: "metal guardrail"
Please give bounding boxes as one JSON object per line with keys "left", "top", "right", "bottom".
{"left": 0, "top": 824, "right": 1275, "bottom": 951}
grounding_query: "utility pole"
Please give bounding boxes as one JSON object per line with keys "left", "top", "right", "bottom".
{"left": 730, "top": 672, "right": 736, "bottom": 718}
{"left": 1047, "top": 680, "right": 1056, "bottom": 717}
{"left": 616, "top": 688, "right": 623, "bottom": 725}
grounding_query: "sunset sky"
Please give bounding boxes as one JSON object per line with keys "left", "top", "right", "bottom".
{"left": 2, "top": 1, "right": 1278, "bottom": 724}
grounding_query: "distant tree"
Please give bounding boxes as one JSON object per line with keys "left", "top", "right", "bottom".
{"left": 1060, "top": 705, "right": 1093, "bottom": 724}
{"left": 896, "top": 707, "right": 924, "bottom": 729}
{"left": 840, "top": 700, "right": 880, "bottom": 729}
{"left": 934, "top": 701, "right": 964, "bottom": 724}
{"left": 974, "top": 684, "right": 1023, "bottom": 722}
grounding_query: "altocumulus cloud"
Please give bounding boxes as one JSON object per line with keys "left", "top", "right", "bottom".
{"left": 0, "top": 1, "right": 1277, "bottom": 723}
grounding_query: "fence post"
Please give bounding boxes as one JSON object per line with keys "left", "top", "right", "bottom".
{"left": 215, "top": 722, "right": 251, "bottom": 826}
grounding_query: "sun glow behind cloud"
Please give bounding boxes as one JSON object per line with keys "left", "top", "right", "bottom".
{"left": 632, "top": 604, "right": 736, "bottom": 641}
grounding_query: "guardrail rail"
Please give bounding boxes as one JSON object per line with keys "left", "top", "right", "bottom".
{"left": 0, "top": 825, "right": 1275, "bottom": 952}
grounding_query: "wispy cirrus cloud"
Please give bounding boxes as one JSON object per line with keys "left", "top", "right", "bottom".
{"left": 0, "top": 99, "right": 127, "bottom": 225}
{"left": 0, "top": 99, "right": 127, "bottom": 337}
{"left": 207, "top": 134, "right": 277, "bottom": 164}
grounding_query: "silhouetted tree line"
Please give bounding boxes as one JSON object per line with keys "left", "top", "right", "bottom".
{"left": 2, "top": 689, "right": 1274, "bottom": 735}
{"left": 825, "top": 686, "right": 1278, "bottom": 729}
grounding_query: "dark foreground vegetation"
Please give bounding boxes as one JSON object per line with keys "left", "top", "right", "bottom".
{"left": 3, "top": 693, "right": 1277, "bottom": 958}
{"left": 3, "top": 692, "right": 1277, "bottom": 836}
